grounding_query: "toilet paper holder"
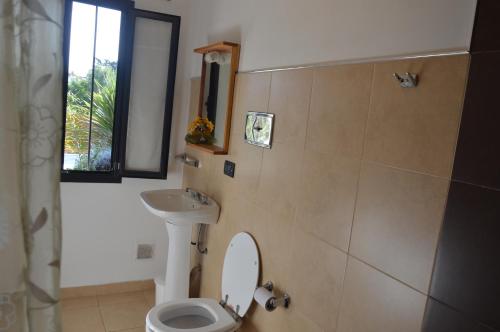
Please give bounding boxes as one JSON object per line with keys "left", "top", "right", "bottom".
{"left": 258, "top": 281, "right": 290, "bottom": 311}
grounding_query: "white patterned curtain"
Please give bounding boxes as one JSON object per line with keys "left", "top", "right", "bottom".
{"left": 0, "top": 0, "right": 64, "bottom": 331}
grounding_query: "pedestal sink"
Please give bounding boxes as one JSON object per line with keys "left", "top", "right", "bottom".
{"left": 140, "top": 189, "right": 220, "bottom": 303}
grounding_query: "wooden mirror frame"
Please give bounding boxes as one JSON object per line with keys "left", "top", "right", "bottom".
{"left": 187, "top": 41, "right": 240, "bottom": 155}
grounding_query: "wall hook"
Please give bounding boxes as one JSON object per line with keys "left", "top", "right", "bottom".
{"left": 393, "top": 72, "right": 418, "bottom": 88}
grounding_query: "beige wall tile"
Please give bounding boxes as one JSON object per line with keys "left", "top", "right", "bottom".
{"left": 337, "top": 257, "right": 426, "bottom": 332}
{"left": 226, "top": 137, "right": 264, "bottom": 202}
{"left": 245, "top": 304, "right": 324, "bottom": 332}
{"left": 350, "top": 162, "right": 449, "bottom": 293}
{"left": 206, "top": 155, "right": 234, "bottom": 204}
{"left": 269, "top": 69, "right": 313, "bottom": 146}
{"left": 100, "top": 301, "right": 149, "bottom": 331}
{"left": 244, "top": 305, "right": 286, "bottom": 332}
{"left": 198, "top": 254, "right": 221, "bottom": 301}
{"left": 256, "top": 142, "right": 303, "bottom": 219}
{"left": 306, "top": 63, "right": 373, "bottom": 159}
{"left": 198, "top": 197, "right": 246, "bottom": 300}
{"left": 182, "top": 146, "right": 213, "bottom": 193}
{"left": 295, "top": 149, "right": 360, "bottom": 252}
{"left": 184, "top": 55, "right": 467, "bottom": 332}
{"left": 62, "top": 307, "right": 105, "bottom": 332}
{"left": 244, "top": 205, "right": 293, "bottom": 285}
{"left": 239, "top": 319, "right": 259, "bottom": 332}
{"left": 288, "top": 227, "right": 347, "bottom": 331}
{"left": 280, "top": 307, "right": 325, "bottom": 332}
{"left": 231, "top": 72, "right": 272, "bottom": 137}
{"left": 363, "top": 54, "right": 469, "bottom": 177}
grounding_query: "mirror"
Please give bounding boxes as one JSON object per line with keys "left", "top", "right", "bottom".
{"left": 202, "top": 57, "right": 231, "bottom": 144}
{"left": 188, "top": 41, "right": 240, "bottom": 154}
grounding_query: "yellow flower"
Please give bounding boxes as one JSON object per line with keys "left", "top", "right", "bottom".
{"left": 187, "top": 117, "right": 214, "bottom": 135}
{"left": 205, "top": 119, "right": 214, "bottom": 132}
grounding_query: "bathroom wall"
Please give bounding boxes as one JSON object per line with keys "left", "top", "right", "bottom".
{"left": 183, "top": 53, "right": 469, "bottom": 331}
{"left": 186, "top": 0, "right": 477, "bottom": 73}
{"left": 61, "top": 0, "right": 479, "bottom": 288}
{"left": 60, "top": 0, "right": 194, "bottom": 287}
{"left": 424, "top": 1, "right": 500, "bottom": 331}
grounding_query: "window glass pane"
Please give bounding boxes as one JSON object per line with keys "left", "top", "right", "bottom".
{"left": 125, "top": 18, "right": 172, "bottom": 172}
{"left": 89, "top": 7, "right": 121, "bottom": 171}
{"left": 63, "top": 2, "right": 121, "bottom": 172}
{"left": 63, "top": 2, "right": 95, "bottom": 170}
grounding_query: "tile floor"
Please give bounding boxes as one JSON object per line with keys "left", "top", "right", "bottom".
{"left": 62, "top": 290, "right": 155, "bottom": 332}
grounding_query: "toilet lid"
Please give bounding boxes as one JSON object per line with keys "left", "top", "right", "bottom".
{"left": 221, "top": 232, "right": 259, "bottom": 317}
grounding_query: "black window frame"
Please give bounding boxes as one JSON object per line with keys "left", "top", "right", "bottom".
{"left": 119, "top": 9, "right": 180, "bottom": 179}
{"left": 60, "top": 0, "right": 180, "bottom": 183}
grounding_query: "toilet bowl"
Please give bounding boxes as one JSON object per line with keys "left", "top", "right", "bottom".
{"left": 146, "top": 232, "right": 259, "bottom": 332}
{"left": 146, "top": 298, "right": 239, "bottom": 332}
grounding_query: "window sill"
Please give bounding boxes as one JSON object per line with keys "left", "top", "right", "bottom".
{"left": 60, "top": 172, "right": 122, "bottom": 183}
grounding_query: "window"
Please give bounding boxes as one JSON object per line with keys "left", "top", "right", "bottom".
{"left": 61, "top": 0, "right": 180, "bottom": 182}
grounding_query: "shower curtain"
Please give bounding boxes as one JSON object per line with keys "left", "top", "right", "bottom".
{"left": 0, "top": 0, "right": 64, "bottom": 331}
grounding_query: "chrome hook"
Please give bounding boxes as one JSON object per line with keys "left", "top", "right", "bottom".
{"left": 393, "top": 72, "right": 418, "bottom": 88}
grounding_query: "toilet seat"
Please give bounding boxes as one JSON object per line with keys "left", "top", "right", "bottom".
{"left": 146, "top": 233, "right": 259, "bottom": 332}
{"left": 146, "top": 298, "right": 238, "bottom": 332}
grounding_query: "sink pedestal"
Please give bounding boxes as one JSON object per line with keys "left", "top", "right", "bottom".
{"left": 163, "top": 222, "right": 192, "bottom": 302}
{"left": 139, "top": 189, "right": 220, "bottom": 304}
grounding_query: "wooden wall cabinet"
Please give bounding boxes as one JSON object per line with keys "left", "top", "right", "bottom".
{"left": 188, "top": 41, "right": 240, "bottom": 155}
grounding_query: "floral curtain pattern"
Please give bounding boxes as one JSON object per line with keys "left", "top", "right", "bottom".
{"left": 0, "top": 0, "right": 64, "bottom": 331}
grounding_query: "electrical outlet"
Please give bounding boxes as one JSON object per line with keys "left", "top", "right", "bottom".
{"left": 137, "top": 244, "right": 154, "bottom": 259}
{"left": 224, "top": 160, "right": 235, "bottom": 178}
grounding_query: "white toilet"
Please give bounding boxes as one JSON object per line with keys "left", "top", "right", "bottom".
{"left": 146, "top": 232, "right": 260, "bottom": 332}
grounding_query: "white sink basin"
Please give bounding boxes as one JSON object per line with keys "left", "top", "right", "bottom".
{"left": 140, "top": 189, "right": 219, "bottom": 225}
{"left": 140, "top": 188, "right": 220, "bottom": 302}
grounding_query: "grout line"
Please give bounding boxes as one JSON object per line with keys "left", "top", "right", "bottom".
{"left": 425, "top": 179, "right": 453, "bottom": 293}
{"left": 362, "top": 159, "right": 452, "bottom": 181}
{"left": 426, "top": 296, "right": 499, "bottom": 331}
{"left": 335, "top": 65, "right": 375, "bottom": 330}
{"left": 332, "top": 249, "right": 351, "bottom": 331}
{"left": 302, "top": 68, "right": 315, "bottom": 155}
{"left": 251, "top": 72, "right": 273, "bottom": 199}
{"left": 346, "top": 63, "right": 376, "bottom": 255}
{"left": 349, "top": 254, "right": 429, "bottom": 297}
{"left": 291, "top": 69, "right": 315, "bottom": 231}
{"left": 295, "top": 229, "right": 433, "bottom": 311}
{"left": 335, "top": 64, "right": 375, "bottom": 330}
{"left": 452, "top": 178, "right": 500, "bottom": 193}
{"left": 97, "top": 301, "right": 108, "bottom": 332}
{"left": 349, "top": 254, "right": 431, "bottom": 330}
{"left": 298, "top": 226, "right": 349, "bottom": 255}
{"left": 447, "top": 54, "right": 472, "bottom": 178}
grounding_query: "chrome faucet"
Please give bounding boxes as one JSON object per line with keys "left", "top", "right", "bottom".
{"left": 185, "top": 188, "right": 209, "bottom": 205}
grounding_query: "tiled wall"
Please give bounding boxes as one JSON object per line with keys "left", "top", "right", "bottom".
{"left": 183, "top": 54, "right": 469, "bottom": 331}
{"left": 424, "top": 1, "right": 500, "bottom": 331}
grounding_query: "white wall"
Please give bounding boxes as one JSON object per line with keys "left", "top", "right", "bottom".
{"left": 186, "top": 0, "right": 477, "bottom": 74}
{"left": 60, "top": 0, "right": 193, "bottom": 287}
{"left": 61, "top": 0, "right": 478, "bottom": 287}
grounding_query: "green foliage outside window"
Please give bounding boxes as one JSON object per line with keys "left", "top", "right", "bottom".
{"left": 65, "top": 59, "right": 117, "bottom": 170}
